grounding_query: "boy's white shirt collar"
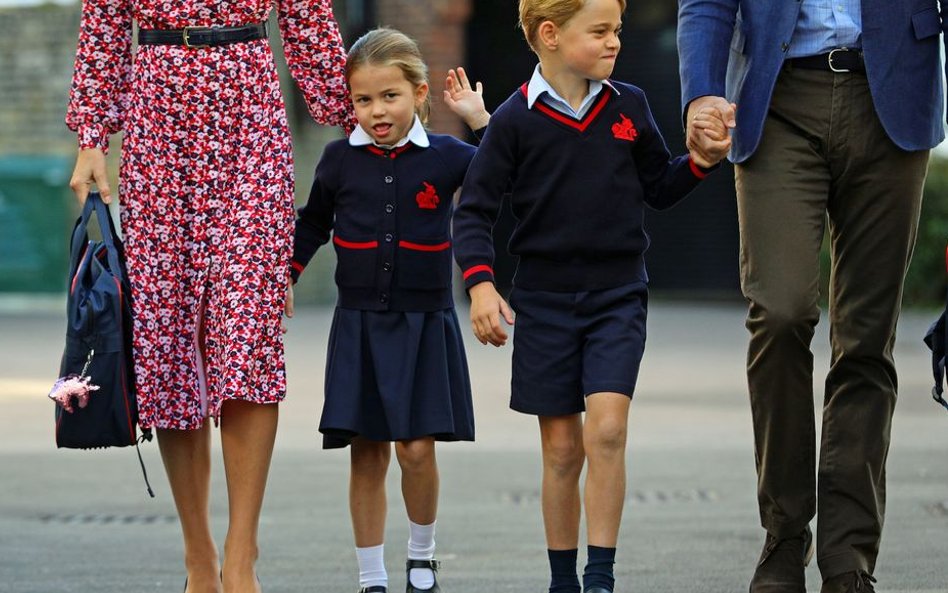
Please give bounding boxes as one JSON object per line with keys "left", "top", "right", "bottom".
{"left": 526, "top": 64, "right": 618, "bottom": 116}
{"left": 349, "top": 115, "right": 430, "bottom": 148}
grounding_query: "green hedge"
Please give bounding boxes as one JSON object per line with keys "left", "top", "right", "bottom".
{"left": 906, "top": 155, "right": 948, "bottom": 307}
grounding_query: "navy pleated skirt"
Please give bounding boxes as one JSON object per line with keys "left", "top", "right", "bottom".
{"left": 319, "top": 307, "right": 475, "bottom": 449}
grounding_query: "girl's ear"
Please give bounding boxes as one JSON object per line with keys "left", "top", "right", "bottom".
{"left": 537, "top": 20, "right": 558, "bottom": 51}
{"left": 414, "top": 81, "right": 430, "bottom": 107}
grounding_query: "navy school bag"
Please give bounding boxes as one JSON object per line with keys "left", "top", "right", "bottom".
{"left": 53, "top": 192, "right": 154, "bottom": 495}
{"left": 922, "top": 244, "right": 948, "bottom": 413}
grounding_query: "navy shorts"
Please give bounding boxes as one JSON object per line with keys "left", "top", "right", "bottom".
{"left": 508, "top": 282, "right": 648, "bottom": 416}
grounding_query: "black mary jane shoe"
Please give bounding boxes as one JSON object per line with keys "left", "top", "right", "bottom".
{"left": 405, "top": 559, "right": 441, "bottom": 593}
{"left": 359, "top": 586, "right": 388, "bottom": 593}
{"left": 584, "top": 588, "right": 613, "bottom": 593}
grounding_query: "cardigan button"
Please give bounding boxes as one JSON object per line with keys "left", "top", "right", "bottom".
{"left": 384, "top": 175, "right": 394, "bottom": 184}
{"left": 385, "top": 204, "right": 394, "bottom": 213}
{"left": 379, "top": 293, "right": 389, "bottom": 303}
{"left": 384, "top": 233, "right": 393, "bottom": 242}
{"left": 382, "top": 262, "right": 392, "bottom": 272}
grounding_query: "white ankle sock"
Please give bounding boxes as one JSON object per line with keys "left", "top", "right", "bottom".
{"left": 407, "top": 520, "right": 436, "bottom": 589}
{"left": 356, "top": 543, "right": 387, "bottom": 589}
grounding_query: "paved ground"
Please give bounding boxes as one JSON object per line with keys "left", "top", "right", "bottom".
{"left": 1, "top": 301, "right": 946, "bottom": 592}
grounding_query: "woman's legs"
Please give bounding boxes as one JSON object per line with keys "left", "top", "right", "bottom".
{"left": 220, "top": 400, "right": 279, "bottom": 593}
{"left": 157, "top": 424, "right": 222, "bottom": 593}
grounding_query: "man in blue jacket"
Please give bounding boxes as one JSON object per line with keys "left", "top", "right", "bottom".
{"left": 677, "top": 2, "right": 946, "bottom": 592}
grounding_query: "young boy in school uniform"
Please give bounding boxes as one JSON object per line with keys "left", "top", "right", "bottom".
{"left": 452, "top": 0, "right": 731, "bottom": 591}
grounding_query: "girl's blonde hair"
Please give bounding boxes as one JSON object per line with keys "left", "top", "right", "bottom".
{"left": 518, "top": 0, "right": 627, "bottom": 54}
{"left": 346, "top": 28, "right": 431, "bottom": 125}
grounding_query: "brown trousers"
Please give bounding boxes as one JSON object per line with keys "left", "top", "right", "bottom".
{"left": 735, "top": 65, "right": 929, "bottom": 579}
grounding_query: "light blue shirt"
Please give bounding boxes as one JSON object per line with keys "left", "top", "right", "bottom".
{"left": 526, "top": 64, "right": 618, "bottom": 119}
{"left": 787, "top": 0, "right": 862, "bottom": 58}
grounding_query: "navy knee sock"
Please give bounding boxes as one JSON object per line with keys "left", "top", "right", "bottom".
{"left": 548, "top": 548, "right": 580, "bottom": 593}
{"left": 582, "top": 545, "right": 616, "bottom": 592}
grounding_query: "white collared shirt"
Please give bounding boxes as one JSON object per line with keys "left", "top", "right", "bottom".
{"left": 349, "top": 115, "right": 430, "bottom": 149}
{"left": 526, "top": 64, "right": 618, "bottom": 119}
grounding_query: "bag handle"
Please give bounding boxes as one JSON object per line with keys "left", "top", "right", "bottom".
{"left": 69, "top": 192, "right": 123, "bottom": 282}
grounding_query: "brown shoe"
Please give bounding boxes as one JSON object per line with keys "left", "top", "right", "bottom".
{"left": 748, "top": 525, "right": 814, "bottom": 593}
{"left": 820, "top": 571, "right": 877, "bottom": 593}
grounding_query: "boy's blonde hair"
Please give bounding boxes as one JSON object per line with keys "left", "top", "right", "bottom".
{"left": 346, "top": 28, "right": 431, "bottom": 125}
{"left": 518, "top": 0, "right": 627, "bottom": 53}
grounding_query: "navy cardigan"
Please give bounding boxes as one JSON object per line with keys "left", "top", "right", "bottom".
{"left": 292, "top": 134, "right": 476, "bottom": 311}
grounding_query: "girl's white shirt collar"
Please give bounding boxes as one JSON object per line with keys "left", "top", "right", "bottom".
{"left": 349, "top": 115, "right": 430, "bottom": 149}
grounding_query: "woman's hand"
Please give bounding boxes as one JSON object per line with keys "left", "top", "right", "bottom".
{"left": 69, "top": 148, "right": 112, "bottom": 205}
{"left": 444, "top": 67, "right": 490, "bottom": 131}
{"left": 468, "top": 281, "right": 514, "bottom": 347}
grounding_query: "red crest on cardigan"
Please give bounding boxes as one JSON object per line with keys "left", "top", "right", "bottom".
{"left": 611, "top": 114, "right": 638, "bottom": 141}
{"left": 415, "top": 182, "right": 440, "bottom": 209}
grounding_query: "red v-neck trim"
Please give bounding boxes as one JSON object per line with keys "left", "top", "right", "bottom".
{"left": 519, "top": 82, "right": 613, "bottom": 133}
{"left": 364, "top": 144, "right": 412, "bottom": 158}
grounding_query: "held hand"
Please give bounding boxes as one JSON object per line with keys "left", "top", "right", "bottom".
{"left": 69, "top": 148, "right": 112, "bottom": 205}
{"left": 444, "top": 67, "right": 490, "bottom": 130}
{"left": 282, "top": 278, "right": 294, "bottom": 334}
{"left": 686, "top": 96, "right": 736, "bottom": 168}
{"left": 468, "top": 281, "right": 514, "bottom": 347}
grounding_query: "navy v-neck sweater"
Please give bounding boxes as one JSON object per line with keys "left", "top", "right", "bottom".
{"left": 453, "top": 80, "right": 713, "bottom": 292}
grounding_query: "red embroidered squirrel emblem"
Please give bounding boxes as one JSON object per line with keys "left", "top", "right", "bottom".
{"left": 415, "top": 182, "right": 440, "bottom": 209}
{"left": 611, "top": 114, "right": 638, "bottom": 142}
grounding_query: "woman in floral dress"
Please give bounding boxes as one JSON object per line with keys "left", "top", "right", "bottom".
{"left": 66, "top": 0, "right": 351, "bottom": 590}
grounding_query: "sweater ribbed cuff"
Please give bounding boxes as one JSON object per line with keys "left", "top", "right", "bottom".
{"left": 462, "top": 265, "right": 495, "bottom": 290}
{"left": 289, "top": 260, "right": 305, "bottom": 284}
{"left": 688, "top": 156, "right": 719, "bottom": 179}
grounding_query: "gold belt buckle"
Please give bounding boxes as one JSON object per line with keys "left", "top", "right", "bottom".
{"left": 182, "top": 26, "right": 209, "bottom": 49}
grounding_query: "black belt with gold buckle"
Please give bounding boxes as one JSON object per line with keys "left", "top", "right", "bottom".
{"left": 138, "top": 22, "right": 267, "bottom": 49}
{"left": 789, "top": 48, "right": 865, "bottom": 73}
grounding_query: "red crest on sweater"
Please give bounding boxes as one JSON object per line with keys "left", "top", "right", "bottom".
{"left": 611, "top": 114, "right": 638, "bottom": 142}
{"left": 415, "top": 182, "right": 440, "bottom": 209}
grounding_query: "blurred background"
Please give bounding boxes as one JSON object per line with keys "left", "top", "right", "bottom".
{"left": 0, "top": 0, "right": 946, "bottom": 307}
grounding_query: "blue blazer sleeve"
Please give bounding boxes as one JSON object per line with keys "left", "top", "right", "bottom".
{"left": 677, "top": 0, "right": 740, "bottom": 122}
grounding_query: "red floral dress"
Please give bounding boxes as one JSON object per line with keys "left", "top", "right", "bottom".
{"left": 66, "top": 0, "right": 353, "bottom": 430}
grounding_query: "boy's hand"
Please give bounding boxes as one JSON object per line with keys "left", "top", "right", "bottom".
{"left": 468, "top": 281, "right": 514, "bottom": 347}
{"left": 282, "top": 277, "right": 294, "bottom": 334}
{"left": 444, "top": 67, "right": 490, "bottom": 131}
{"left": 686, "top": 97, "right": 736, "bottom": 168}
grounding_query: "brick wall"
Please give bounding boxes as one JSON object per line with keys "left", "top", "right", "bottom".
{"left": 375, "top": 0, "right": 472, "bottom": 138}
{"left": 0, "top": 4, "right": 81, "bottom": 155}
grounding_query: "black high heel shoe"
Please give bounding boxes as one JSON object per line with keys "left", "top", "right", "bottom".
{"left": 405, "top": 559, "right": 441, "bottom": 593}
{"left": 359, "top": 586, "right": 387, "bottom": 593}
